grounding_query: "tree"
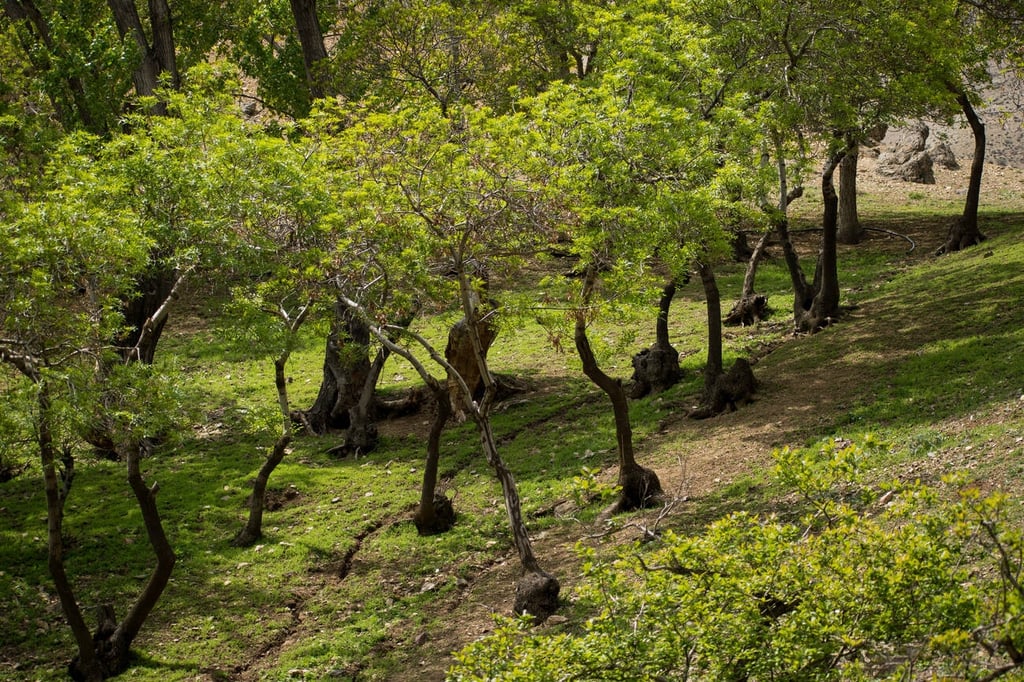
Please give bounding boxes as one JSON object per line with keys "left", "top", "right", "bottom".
{"left": 0, "top": 72, "right": 281, "bottom": 678}
{"left": 0, "top": 135, "right": 178, "bottom": 680}
{"left": 318, "top": 100, "right": 563, "bottom": 618}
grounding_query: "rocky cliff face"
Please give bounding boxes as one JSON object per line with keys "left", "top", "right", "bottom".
{"left": 881, "top": 64, "right": 1024, "bottom": 170}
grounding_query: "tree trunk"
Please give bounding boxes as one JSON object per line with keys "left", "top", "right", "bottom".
{"left": 575, "top": 266, "right": 662, "bottom": 512}
{"left": 38, "top": 381, "right": 103, "bottom": 681}
{"left": 698, "top": 260, "right": 723, "bottom": 395}
{"left": 341, "top": 347, "right": 387, "bottom": 455}
{"left": 445, "top": 315, "right": 497, "bottom": 420}
{"left": 724, "top": 230, "right": 771, "bottom": 326}
{"left": 303, "top": 302, "right": 372, "bottom": 435}
{"left": 476, "top": 415, "right": 560, "bottom": 620}
{"left": 629, "top": 280, "right": 682, "bottom": 398}
{"left": 233, "top": 353, "right": 294, "bottom": 547}
{"left": 796, "top": 151, "right": 844, "bottom": 332}
{"left": 413, "top": 377, "right": 455, "bottom": 536}
{"left": 100, "top": 440, "right": 175, "bottom": 674}
{"left": 106, "top": 0, "right": 177, "bottom": 112}
{"left": 938, "top": 91, "right": 987, "bottom": 254}
{"left": 117, "top": 268, "right": 178, "bottom": 364}
{"left": 837, "top": 145, "right": 863, "bottom": 245}
{"left": 288, "top": 0, "right": 330, "bottom": 102}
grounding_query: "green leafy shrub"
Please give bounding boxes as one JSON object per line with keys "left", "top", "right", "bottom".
{"left": 449, "top": 439, "right": 1024, "bottom": 681}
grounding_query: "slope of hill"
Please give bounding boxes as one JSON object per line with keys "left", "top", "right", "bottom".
{"left": 0, "top": 163, "right": 1022, "bottom": 681}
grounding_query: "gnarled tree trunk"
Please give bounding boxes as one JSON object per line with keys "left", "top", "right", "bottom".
{"left": 303, "top": 301, "right": 372, "bottom": 436}
{"left": 630, "top": 279, "right": 682, "bottom": 398}
{"left": 576, "top": 266, "right": 663, "bottom": 512}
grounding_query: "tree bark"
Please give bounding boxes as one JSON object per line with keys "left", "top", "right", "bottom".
{"left": 938, "top": 91, "right": 987, "bottom": 254}
{"left": 303, "top": 301, "right": 372, "bottom": 435}
{"left": 288, "top": 0, "right": 330, "bottom": 102}
{"left": 106, "top": 0, "right": 178, "bottom": 109}
{"left": 629, "top": 280, "right": 682, "bottom": 398}
{"left": 413, "top": 377, "right": 455, "bottom": 535}
{"left": 837, "top": 145, "right": 863, "bottom": 245}
{"left": 234, "top": 348, "right": 296, "bottom": 547}
{"left": 575, "top": 266, "right": 662, "bottom": 512}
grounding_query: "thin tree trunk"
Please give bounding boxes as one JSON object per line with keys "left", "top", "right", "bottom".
{"left": 39, "top": 380, "right": 102, "bottom": 681}
{"left": 837, "top": 145, "right": 863, "bottom": 245}
{"left": 938, "top": 91, "right": 987, "bottom": 254}
{"left": 697, "top": 261, "right": 723, "bottom": 393}
{"left": 112, "top": 440, "right": 175, "bottom": 658}
{"left": 414, "top": 377, "right": 454, "bottom": 535}
{"left": 575, "top": 266, "right": 662, "bottom": 511}
{"left": 233, "top": 355, "right": 294, "bottom": 546}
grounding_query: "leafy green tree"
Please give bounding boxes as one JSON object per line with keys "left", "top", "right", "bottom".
{"left": 0, "top": 72, "right": 284, "bottom": 678}
{"left": 316, "top": 99, "right": 563, "bottom": 618}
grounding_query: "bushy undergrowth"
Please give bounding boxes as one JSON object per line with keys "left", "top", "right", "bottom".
{"left": 450, "top": 439, "right": 1024, "bottom": 681}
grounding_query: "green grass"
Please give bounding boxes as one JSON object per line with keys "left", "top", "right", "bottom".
{"left": 2, "top": 201, "right": 1024, "bottom": 680}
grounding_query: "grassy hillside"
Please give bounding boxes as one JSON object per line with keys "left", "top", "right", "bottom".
{"left": 1, "top": 192, "right": 1023, "bottom": 680}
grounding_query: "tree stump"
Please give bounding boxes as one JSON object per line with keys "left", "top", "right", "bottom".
{"left": 513, "top": 570, "right": 561, "bottom": 623}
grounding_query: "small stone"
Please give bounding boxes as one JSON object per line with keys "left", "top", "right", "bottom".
{"left": 414, "top": 632, "right": 429, "bottom": 646}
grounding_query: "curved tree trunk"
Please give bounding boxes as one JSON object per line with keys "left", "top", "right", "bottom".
{"left": 938, "top": 91, "right": 987, "bottom": 255}
{"left": 837, "top": 145, "right": 864, "bottom": 245}
{"left": 413, "top": 377, "right": 455, "bottom": 536}
{"left": 67, "top": 439, "right": 175, "bottom": 680}
{"left": 796, "top": 151, "right": 844, "bottom": 332}
{"left": 233, "top": 344, "right": 297, "bottom": 547}
{"left": 630, "top": 279, "right": 682, "bottom": 398}
{"left": 575, "top": 266, "right": 662, "bottom": 511}
{"left": 37, "top": 381, "right": 102, "bottom": 681}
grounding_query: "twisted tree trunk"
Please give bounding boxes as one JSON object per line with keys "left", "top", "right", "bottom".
{"left": 576, "top": 266, "right": 662, "bottom": 511}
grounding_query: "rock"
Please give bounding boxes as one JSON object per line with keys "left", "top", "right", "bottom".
{"left": 877, "top": 121, "right": 936, "bottom": 184}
